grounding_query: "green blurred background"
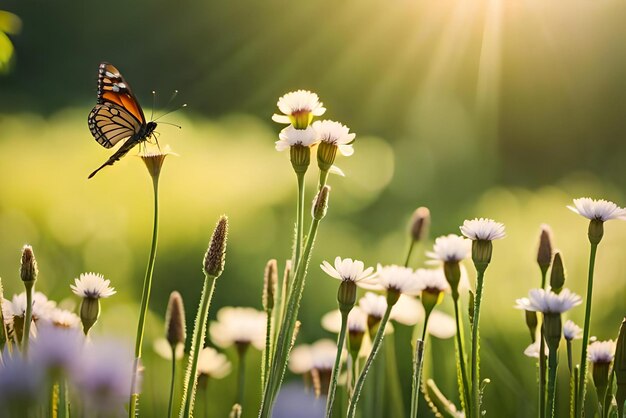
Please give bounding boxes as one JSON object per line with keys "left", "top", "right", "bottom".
{"left": 1, "top": 0, "right": 625, "bottom": 416}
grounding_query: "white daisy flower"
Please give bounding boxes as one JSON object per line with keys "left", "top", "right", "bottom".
{"left": 567, "top": 198, "right": 626, "bottom": 222}
{"left": 358, "top": 292, "right": 388, "bottom": 320}
{"left": 375, "top": 264, "right": 421, "bottom": 295}
{"left": 48, "top": 308, "right": 81, "bottom": 329}
{"left": 209, "top": 307, "right": 266, "bottom": 350}
{"left": 70, "top": 273, "right": 116, "bottom": 299}
{"left": 460, "top": 218, "right": 506, "bottom": 241}
{"left": 426, "top": 311, "right": 457, "bottom": 339}
{"left": 321, "top": 307, "right": 368, "bottom": 334}
{"left": 515, "top": 288, "right": 582, "bottom": 314}
{"left": 320, "top": 257, "right": 378, "bottom": 289}
{"left": 197, "top": 347, "right": 232, "bottom": 379}
{"left": 275, "top": 125, "right": 318, "bottom": 151}
{"left": 310, "top": 339, "right": 341, "bottom": 371}
{"left": 563, "top": 320, "right": 583, "bottom": 341}
{"left": 587, "top": 340, "right": 616, "bottom": 364}
{"left": 153, "top": 338, "right": 184, "bottom": 360}
{"left": 524, "top": 340, "right": 548, "bottom": 359}
{"left": 389, "top": 294, "right": 423, "bottom": 326}
{"left": 272, "top": 90, "right": 326, "bottom": 124}
{"left": 426, "top": 234, "right": 471, "bottom": 263}
{"left": 415, "top": 268, "right": 450, "bottom": 293}
{"left": 6, "top": 291, "right": 56, "bottom": 321}
{"left": 312, "top": 120, "right": 355, "bottom": 157}
{"left": 289, "top": 344, "right": 314, "bottom": 375}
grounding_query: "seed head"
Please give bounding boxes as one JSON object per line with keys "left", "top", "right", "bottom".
{"left": 410, "top": 207, "right": 430, "bottom": 242}
{"left": 20, "top": 245, "right": 38, "bottom": 284}
{"left": 263, "top": 259, "right": 278, "bottom": 311}
{"left": 165, "top": 291, "right": 186, "bottom": 347}
{"left": 203, "top": 216, "right": 229, "bottom": 278}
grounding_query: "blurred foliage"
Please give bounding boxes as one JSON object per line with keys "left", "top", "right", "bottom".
{"left": 0, "top": 10, "right": 20, "bottom": 73}
{"left": 1, "top": 0, "right": 626, "bottom": 416}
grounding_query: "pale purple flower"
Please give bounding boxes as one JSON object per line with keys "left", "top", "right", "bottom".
{"left": 515, "top": 288, "right": 582, "bottom": 314}
{"left": 31, "top": 322, "right": 84, "bottom": 376}
{"left": 427, "top": 234, "right": 471, "bottom": 263}
{"left": 563, "top": 320, "right": 583, "bottom": 341}
{"left": 568, "top": 198, "right": 626, "bottom": 222}
{"left": 460, "top": 218, "right": 506, "bottom": 241}
{"left": 587, "top": 340, "right": 616, "bottom": 364}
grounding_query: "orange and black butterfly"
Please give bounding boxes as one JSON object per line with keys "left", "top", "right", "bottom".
{"left": 87, "top": 62, "right": 157, "bottom": 178}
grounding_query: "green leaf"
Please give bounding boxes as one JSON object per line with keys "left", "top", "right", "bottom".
{"left": 0, "top": 32, "right": 14, "bottom": 73}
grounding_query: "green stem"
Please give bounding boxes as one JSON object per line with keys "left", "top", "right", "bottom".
{"left": 179, "top": 276, "right": 218, "bottom": 418}
{"left": 347, "top": 304, "right": 394, "bottom": 418}
{"left": 539, "top": 270, "right": 548, "bottom": 418}
{"left": 385, "top": 336, "right": 406, "bottom": 418}
{"left": 404, "top": 240, "right": 416, "bottom": 268}
{"left": 325, "top": 311, "right": 348, "bottom": 418}
{"left": 373, "top": 345, "right": 385, "bottom": 418}
{"left": 546, "top": 348, "right": 558, "bottom": 418}
{"left": 130, "top": 176, "right": 160, "bottom": 417}
{"left": 318, "top": 169, "right": 330, "bottom": 191}
{"left": 573, "top": 366, "right": 580, "bottom": 418}
{"left": 21, "top": 282, "right": 34, "bottom": 354}
{"left": 453, "top": 298, "right": 471, "bottom": 416}
{"left": 410, "top": 339, "right": 425, "bottom": 418}
{"left": 236, "top": 345, "right": 248, "bottom": 406}
{"left": 471, "top": 268, "right": 486, "bottom": 418}
{"left": 576, "top": 243, "right": 598, "bottom": 418}
{"left": 262, "top": 308, "right": 273, "bottom": 390}
{"left": 294, "top": 172, "right": 305, "bottom": 271}
{"left": 167, "top": 345, "right": 177, "bottom": 418}
{"left": 259, "top": 218, "right": 322, "bottom": 418}
{"left": 59, "top": 380, "right": 69, "bottom": 418}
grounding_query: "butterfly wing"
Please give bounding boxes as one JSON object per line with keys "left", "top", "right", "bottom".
{"left": 88, "top": 102, "right": 142, "bottom": 148}
{"left": 97, "top": 62, "right": 146, "bottom": 124}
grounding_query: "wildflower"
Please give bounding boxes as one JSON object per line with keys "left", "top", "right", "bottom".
{"left": 460, "top": 218, "right": 505, "bottom": 270}
{"left": 415, "top": 268, "right": 449, "bottom": 315}
{"left": 549, "top": 252, "right": 566, "bottom": 294}
{"left": 72, "top": 338, "right": 134, "bottom": 414}
{"left": 410, "top": 207, "right": 431, "bottom": 243}
{"left": 312, "top": 185, "right": 331, "bottom": 220}
{"left": 70, "top": 272, "right": 116, "bottom": 299}
{"left": 321, "top": 307, "right": 368, "bottom": 359}
{"left": 6, "top": 291, "right": 56, "bottom": 321}
{"left": 153, "top": 338, "right": 184, "bottom": 360}
{"left": 71, "top": 272, "right": 115, "bottom": 334}
{"left": 563, "top": 320, "right": 583, "bottom": 341}
{"left": 272, "top": 90, "right": 326, "bottom": 128}
{"left": 209, "top": 307, "right": 266, "bottom": 350}
{"left": 427, "top": 234, "right": 471, "bottom": 264}
{"left": 139, "top": 144, "right": 177, "bottom": 179}
{"left": 313, "top": 120, "right": 355, "bottom": 172}
{"left": 203, "top": 216, "right": 229, "bottom": 278}
{"left": 568, "top": 197, "right": 626, "bottom": 245}
{"left": 165, "top": 291, "right": 186, "bottom": 349}
{"left": 515, "top": 288, "right": 582, "bottom": 314}
{"left": 275, "top": 125, "right": 318, "bottom": 152}
{"left": 537, "top": 224, "right": 553, "bottom": 274}
{"left": 30, "top": 322, "right": 84, "bottom": 377}
{"left": 48, "top": 308, "right": 81, "bottom": 329}
{"left": 375, "top": 264, "right": 421, "bottom": 296}
{"left": 0, "top": 352, "right": 45, "bottom": 415}
{"left": 588, "top": 340, "right": 616, "bottom": 402}
{"left": 197, "top": 347, "right": 232, "bottom": 379}
{"left": 20, "top": 245, "right": 38, "bottom": 284}
{"left": 321, "top": 257, "right": 376, "bottom": 286}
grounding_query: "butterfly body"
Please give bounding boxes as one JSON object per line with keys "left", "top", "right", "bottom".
{"left": 87, "top": 62, "right": 156, "bottom": 179}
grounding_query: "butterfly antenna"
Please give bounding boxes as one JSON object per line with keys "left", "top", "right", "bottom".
{"left": 150, "top": 90, "right": 156, "bottom": 121}
{"left": 157, "top": 121, "right": 183, "bottom": 129}
{"left": 153, "top": 103, "right": 187, "bottom": 122}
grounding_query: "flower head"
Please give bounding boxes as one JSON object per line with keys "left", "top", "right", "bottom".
{"left": 70, "top": 273, "right": 116, "bottom": 299}
{"left": 563, "top": 320, "right": 583, "bottom": 341}
{"left": 203, "top": 216, "right": 229, "bottom": 278}
{"left": 312, "top": 120, "right": 355, "bottom": 156}
{"left": 415, "top": 268, "right": 450, "bottom": 293}
{"left": 568, "top": 198, "right": 626, "bottom": 222}
{"left": 6, "top": 291, "right": 56, "bottom": 321}
{"left": 358, "top": 292, "right": 388, "bottom": 320}
{"left": 515, "top": 288, "right": 582, "bottom": 314}
{"left": 320, "top": 257, "right": 377, "bottom": 288}
{"left": 275, "top": 125, "right": 317, "bottom": 151}
{"left": 30, "top": 322, "right": 84, "bottom": 376}
{"left": 588, "top": 340, "right": 616, "bottom": 364}
{"left": 139, "top": 144, "right": 177, "bottom": 178}
{"left": 321, "top": 307, "right": 368, "bottom": 334}
{"left": 209, "top": 307, "right": 266, "bottom": 350}
{"left": 197, "top": 347, "right": 232, "bottom": 379}
{"left": 427, "top": 234, "right": 471, "bottom": 263}
{"left": 375, "top": 264, "right": 421, "bottom": 295}
{"left": 272, "top": 90, "right": 326, "bottom": 127}
{"left": 48, "top": 308, "right": 81, "bottom": 329}
{"left": 165, "top": 291, "right": 186, "bottom": 347}
{"left": 460, "top": 218, "right": 506, "bottom": 241}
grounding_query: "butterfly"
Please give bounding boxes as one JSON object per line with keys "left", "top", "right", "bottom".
{"left": 87, "top": 62, "right": 157, "bottom": 178}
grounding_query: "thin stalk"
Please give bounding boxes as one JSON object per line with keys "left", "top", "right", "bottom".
{"left": 51, "top": 382, "right": 59, "bottom": 418}
{"left": 262, "top": 308, "right": 273, "bottom": 390}
{"left": 373, "top": 346, "right": 385, "bottom": 418}
{"left": 471, "top": 269, "right": 486, "bottom": 418}
{"left": 569, "top": 367, "right": 576, "bottom": 418}
{"left": 179, "top": 276, "right": 218, "bottom": 418}
{"left": 576, "top": 243, "right": 598, "bottom": 418}
{"left": 21, "top": 283, "right": 33, "bottom": 353}
{"left": 260, "top": 218, "right": 322, "bottom": 418}
{"left": 236, "top": 345, "right": 248, "bottom": 406}
{"left": 404, "top": 240, "right": 416, "bottom": 268}
{"left": 318, "top": 169, "right": 330, "bottom": 191}
{"left": 601, "top": 365, "right": 614, "bottom": 418}
{"left": 410, "top": 318, "right": 430, "bottom": 418}
{"left": 573, "top": 366, "right": 580, "bottom": 418}
{"left": 325, "top": 311, "right": 348, "bottom": 418}
{"left": 59, "top": 380, "right": 69, "bottom": 418}
{"left": 294, "top": 173, "right": 305, "bottom": 270}
{"left": 129, "top": 176, "right": 160, "bottom": 417}
{"left": 385, "top": 336, "right": 406, "bottom": 418}
{"left": 167, "top": 345, "right": 177, "bottom": 418}
{"left": 453, "top": 298, "right": 471, "bottom": 416}
{"left": 546, "top": 348, "right": 558, "bottom": 418}
{"left": 539, "top": 269, "right": 548, "bottom": 418}
{"left": 347, "top": 304, "right": 393, "bottom": 418}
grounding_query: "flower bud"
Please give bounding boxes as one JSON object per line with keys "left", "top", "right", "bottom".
{"left": 443, "top": 261, "right": 461, "bottom": 301}
{"left": 543, "top": 313, "right": 562, "bottom": 353}
{"left": 312, "top": 186, "right": 331, "bottom": 220}
{"left": 348, "top": 328, "right": 365, "bottom": 361}
{"left": 229, "top": 404, "right": 242, "bottom": 418}
{"left": 592, "top": 361, "right": 611, "bottom": 402}
{"left": 203, "top": 216, "right": 229, "bottom": 278}
{"left": 20, "top": 245, "right": 38, "bottom": 285}
{"left": 367, "top": 315, "right": 382, "bottom": 339}
{"left": 615, "top": 318, "right": 626, "bottom": 417}
{"left": 386, "top": 288, "right": 401, "bottom": 308}
{"left": 290, "top": 144, "right": 311, "bottom": 175}
{"left": 421, "top": 288, "right": 444, "bottom": 318}
{"left": 410, "top": 207, "right": 430, "bottom": 243}
{"left": 537, "top": 225, "right": 553, "bottom": 273}
{"left": 588, "top": 219, "right": 604, "bottom": 245}
{"left": 140, "top": 145, "right": 175, "bottom": 179}
{"left": 471, "top": 240, "right": 493, "bottom": 272}
{"left": 337, "top": 281, "right": 357, "bottom": 314}
{"left": 165, "top": 291, "right": 186, "bottom": 347}
{"left": 549, "top": 252, "right": 566, "bottom": 294}
{"left": 263, "top": 259, "right": 278, "bottom": 311}
{"left": 317, "top": 141, "right": 337, "bottom": 172}
{"left": 468, "top": 290, "right": 475, "bottom": 326}
{"left": 79, "top": 297, "right": 100, "bottom": 335}
{"left": 525, "top": 310, "right": 538, "bottom": 342}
